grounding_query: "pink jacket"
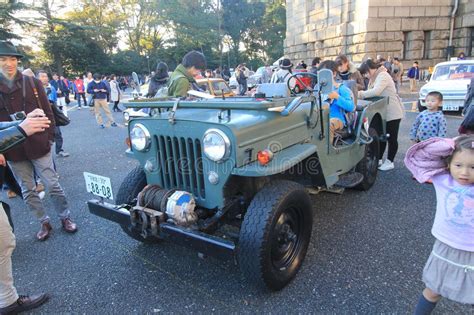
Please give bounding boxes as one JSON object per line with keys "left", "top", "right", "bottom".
{"left": 404, "top": 137, "right": 455, "bottom": 183}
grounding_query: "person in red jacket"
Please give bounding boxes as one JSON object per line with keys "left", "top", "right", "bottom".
{"left": 73, "top": 76, "right": 86, "bottom": 109}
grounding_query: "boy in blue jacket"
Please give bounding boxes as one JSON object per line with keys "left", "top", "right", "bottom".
{"left": 407, "top": 61, "right": 420, "bottom": 92}
{"left": 318, "top": 60, "right": 355, "bottom": 144}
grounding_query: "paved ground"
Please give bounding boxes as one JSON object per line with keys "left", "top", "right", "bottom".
{"left": 4, "top": 96, "right": 473, "bottom": 314}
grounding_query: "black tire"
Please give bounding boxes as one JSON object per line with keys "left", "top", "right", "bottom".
{"left": 417, "top": 100, "right": 425, "bottom": 112}
{"left": 355, "top": 127, "right": 380, "bottom": 191}
{"left": 115, "top": 166, "right": 155, "bottom": 243}
{"left": 238, "top": 180, "right": 313, "bottom": 291}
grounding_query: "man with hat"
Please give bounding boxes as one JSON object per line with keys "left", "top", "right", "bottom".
{"left": 0, "top": 40, "right": 78, "bottom": 241}
{"left": 270, "top": 57, "right": 296, "bottom": 90}
{"left": 0, "top": 40, "right": 52, "bottom": 314}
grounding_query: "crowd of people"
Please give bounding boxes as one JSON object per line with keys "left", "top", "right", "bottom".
{"left": 0, "top": 39, "right": 472, "bottom": 314}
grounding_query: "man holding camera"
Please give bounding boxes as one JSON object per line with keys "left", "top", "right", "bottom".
{"left": 0, "top": 40, "right": 77, "bottom": 241}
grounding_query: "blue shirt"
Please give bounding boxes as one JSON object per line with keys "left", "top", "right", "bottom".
{"left": 410, "top": 110, "right": 447, "bottom": 142}
{"left": 328, "top": 84, "right": 355, "bottom": 125}
{"left": 44, "top": 83, "right": 57, "bottom": 103}
{"left": 87, "top": 80, "right": 110, "bottom": 100}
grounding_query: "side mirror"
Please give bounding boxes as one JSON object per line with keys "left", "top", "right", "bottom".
{"left": 317, "top": 69, "right": 333, "bottom": 94}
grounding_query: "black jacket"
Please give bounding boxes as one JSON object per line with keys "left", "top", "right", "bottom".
{"left": 0, "top": 121, "right": 26, "bottom": 153}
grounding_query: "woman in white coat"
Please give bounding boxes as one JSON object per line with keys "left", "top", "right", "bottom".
{"left": 358, "top": 59, "right": 405, "bottom": 171}
{"left": 110, "top": 75, "right": 122, "bottom": 112}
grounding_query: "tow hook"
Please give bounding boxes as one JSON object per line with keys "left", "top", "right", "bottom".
{"left": 130, "top": 206, "right": 165, "bottom": 238}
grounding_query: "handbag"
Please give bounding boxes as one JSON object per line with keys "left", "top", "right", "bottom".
{"left": 51, "top": 103, "right": 70, "bottom": 126}
{"left": 27, "top": 76, "right": 70, "bottom": 126}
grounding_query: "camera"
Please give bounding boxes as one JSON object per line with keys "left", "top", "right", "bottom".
{"left": 10, "top": 111, "right": 26, "bottom": 121}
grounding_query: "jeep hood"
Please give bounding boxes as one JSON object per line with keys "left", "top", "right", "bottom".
{"left": 151, "top": 103, "right": 313, "bottom": 166}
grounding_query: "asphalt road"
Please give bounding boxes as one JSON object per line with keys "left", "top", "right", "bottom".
{"left": 5, "top": 102, "right": 473, "bottom": 314}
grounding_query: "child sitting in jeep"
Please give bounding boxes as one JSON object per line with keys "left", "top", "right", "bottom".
{"left": 319, "top": 60, "right": 356, "bottom": 144}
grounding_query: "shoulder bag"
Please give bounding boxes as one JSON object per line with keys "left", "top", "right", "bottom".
{"left": 27, "top": 76, "right": 70, "bottom": 127}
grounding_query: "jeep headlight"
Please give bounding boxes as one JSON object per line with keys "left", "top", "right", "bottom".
{"left": 130, "top": 123, "right": 151, "bottom": 151}
{"left": 420, "top": 88, "right": 428, "bottom": 97}
{"left": 202, "top": 129, "right": 230, "bottom": 162}
{"left": 123, "top": 111, "right": 130, "bottom": 122}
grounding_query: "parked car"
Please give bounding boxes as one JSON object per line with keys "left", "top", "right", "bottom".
{"left": 292, "top": 69, "right": 313, "bottom": 93}
{"left": 195, "top": 78, "right": 235, "bottom": 97}
{"left": 418, "top": 60, "right": 474, "bottom": 112}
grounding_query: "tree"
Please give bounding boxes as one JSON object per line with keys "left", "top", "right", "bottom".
{"left": 43, "top": 23, "right": 110, "bottom": 75}
{"left": 159, "top": 0, "right": 222, "bottom": 69}
{"left": 0, "top": 1, "right": 27, "bottom": 40}
{"left": 64, "top": 0, "right": 122, "bottom": 54}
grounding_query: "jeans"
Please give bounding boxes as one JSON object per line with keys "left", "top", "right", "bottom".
{"left": 76, "top": 93, "right": 86, "bottom": 107}
{"left": 86, "top": 94, "right": 94, "bottom": 107}
{"left": 0, "top": 204, "right": 18, "bottom": 308}
{"left": 54, "top": 126, "right": 64, "bottom": 154}
{"left": 8, "top": 150, "right": 70, "bottom": 223}
{"left": 239, "top": 82, "right": 247, "bottom": 96}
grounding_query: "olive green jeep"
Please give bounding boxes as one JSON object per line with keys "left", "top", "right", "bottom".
{"left": 87, "top": 70, "right": 387, "bottom": 291}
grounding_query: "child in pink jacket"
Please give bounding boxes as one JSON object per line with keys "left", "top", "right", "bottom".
{"left": 404, "top": 135, "right": 474, "bottom": 314}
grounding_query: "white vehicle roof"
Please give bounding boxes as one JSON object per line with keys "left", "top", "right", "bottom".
{"left": 433, "top": 60, "right": 474, "bottom": 67}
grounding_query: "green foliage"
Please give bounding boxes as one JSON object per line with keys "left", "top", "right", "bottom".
{"left": 0, "top": 2, "right": 26, "bottom": 40}
{"left": 43, "top": 23, "right": 110, "bottom": 75}
{"left": 18, "top": 0, "right": 286, "bottom": 75}
{"left": 109, "top": 50, "right": 144, "bottom": 75}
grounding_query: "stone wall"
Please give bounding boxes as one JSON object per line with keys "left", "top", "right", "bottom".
{"left": 285, "top": 0, "right": 474, "bottom": 70}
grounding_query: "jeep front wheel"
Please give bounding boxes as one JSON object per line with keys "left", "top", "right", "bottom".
{"left": 238, "top": 180, "right": 313, "bottom": 291}
{"left": 116, "top": 166, "right": 156, "bottom": 243}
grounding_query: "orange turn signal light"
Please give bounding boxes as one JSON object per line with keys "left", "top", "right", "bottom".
{"left": 125, "top": 137, "right": 131, "bottom": 148}
{"left": 257, "top": 149, "right": 273, "bottom": 165}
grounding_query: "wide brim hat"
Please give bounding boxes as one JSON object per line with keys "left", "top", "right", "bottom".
{"left": 280, "top": 58, "right": 293, "bottom": 69}
{"left": 0, "top": 41, "right": 23, "bottom": 58}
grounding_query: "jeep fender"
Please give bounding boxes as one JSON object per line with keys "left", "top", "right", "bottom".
{"left": 231, "top": 143, "right": 317, "bottom": 177}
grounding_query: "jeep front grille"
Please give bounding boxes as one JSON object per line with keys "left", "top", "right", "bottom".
{"left": 154, "top": 135, "right": 206, "bottom": 199}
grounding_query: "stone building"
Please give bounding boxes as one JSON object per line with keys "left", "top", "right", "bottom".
{"left": 285, "top": 0, "right": 474, "bottom": 69}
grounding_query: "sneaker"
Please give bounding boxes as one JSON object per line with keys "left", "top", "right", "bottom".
{"left": 378, "top": 159, "right": 383, "bottom": 167}
{"left": 38, "top": 191, "right": 46, "bottom": 200}
{"left": 378, "top": 160, "right": 394, "bottom": 171}
{"left": 36, "top": 183, "right": 45, "bottom": 193}
{"left": 7, "top": 190, "right": 17, "bottom": 198}
{"left": 0, "top": 294, "right": 49, "bottom": 314}
{"left": 99, "top": 124, "right": 105, "bottom": 129}
{"left": 78, "top": 106, "right": 82, "bottom": 110}
{"left": 111, "top": 122, "right": 118, "bottom": 127}
{"left": 57, "top": 151, "right": 70, "bottom": 157}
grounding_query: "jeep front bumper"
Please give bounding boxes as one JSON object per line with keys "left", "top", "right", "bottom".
{"left": 87, "top": 200, "right": 235, "bottom": 260}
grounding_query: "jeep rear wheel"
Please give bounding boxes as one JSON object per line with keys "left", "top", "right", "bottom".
{"left": 355, "top": 127, "right": 379, "bottom": 191}
{"left": 238, "top": 180, "right": 313, "bottom": 291}
{"left": 116, "top": 166, "right": 156, "bottom": 243}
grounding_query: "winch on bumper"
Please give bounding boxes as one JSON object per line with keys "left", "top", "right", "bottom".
{"left": 87, "top": 186, "right": 235, "bottom": 260}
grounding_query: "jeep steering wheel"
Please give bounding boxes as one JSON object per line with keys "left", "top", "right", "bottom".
{"left": 287, "top": 72, "right": 318, "bottom": 95}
